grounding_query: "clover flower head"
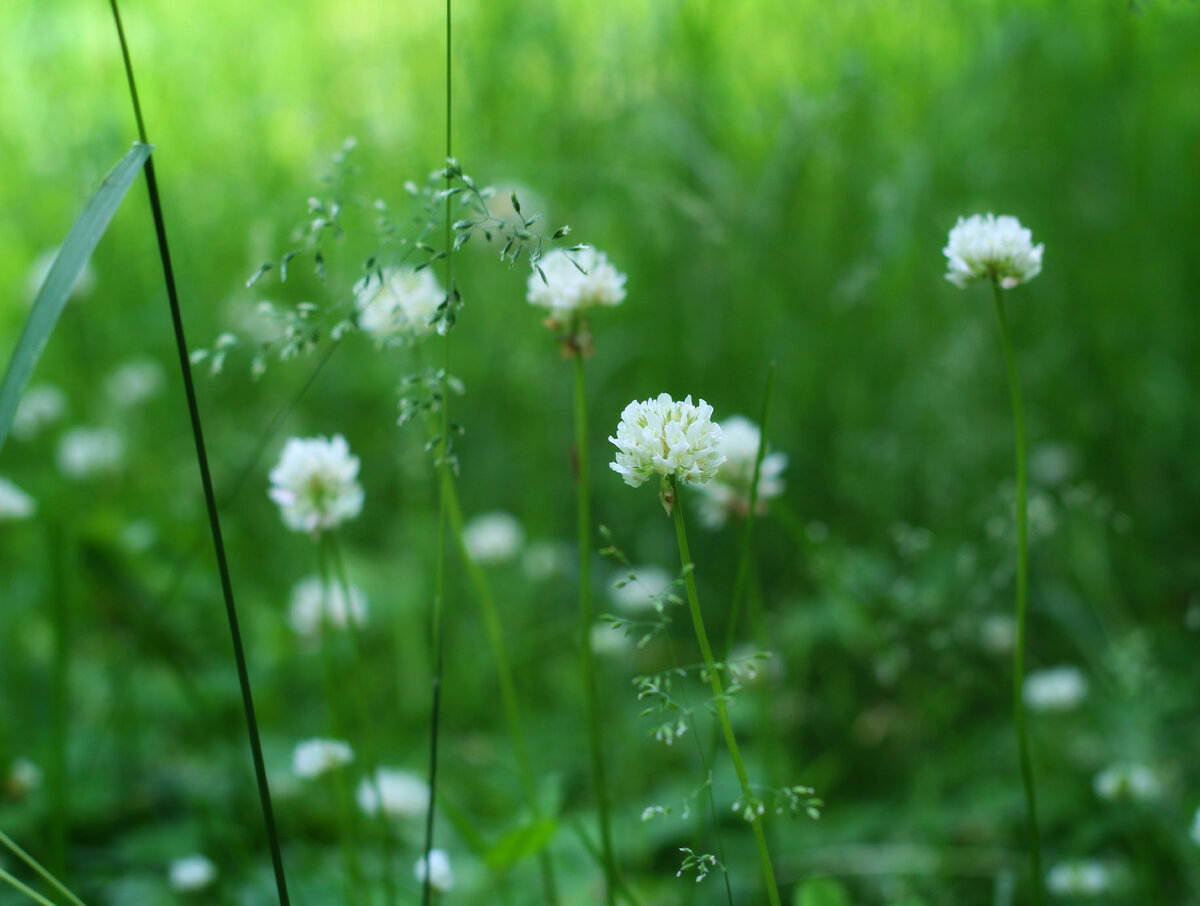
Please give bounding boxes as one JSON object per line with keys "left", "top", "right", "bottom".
{"left": 1046, "top": 860, "right": 1111, "bottom": 896}
{"left": 609, "top": 394, "right": 725, "bottom": 497}
{"left": 168, "top": 854, "right": 217, "bottom": 892}
{"left": 414, "top": 848, "right": 455, "bottom": 893}
{"left": 105, "top": 358, "right": 166, "bottom": 408}
{"left": 4, "top": 757, "right": 42, "bottom": 797}
{"left": 12, "top": 384, "right": 67, "bottom": 441}
{"left": 462, "top": 511, "right": 525, "bottom": 564}
{"left": 527, "top": 247, "right": 627, "bottom": 316}
{"left": 944, "top": 213, "right": 1043, "bottom": 289}
{"left": 608, "top": 565, "right": 674, "bottom": 613}
{"left": 0, "top": 477, "right": 36, "bottom": 522}
{"left": 692, "top": 415, "right": 787, "bottom": 529}
{"left": 590, "top": 622, "right": 633, "bottom": 656}
{"left": 288, "top": 576, "right": 368, "bottom": 637}
{"left": 56, "top": 427, "right": 125, "bottom": 480}
{"left": 268, "top": 435, "right": 364, "bottom": 536}
{"left": 1093, "top": 762, "right": 1160, "bottom": 802}
{"left": 1023, "top": 665, "right": 1088, "bottom": 712}
{"left": 292, "top": 738, "right": 355, "bottom": 778}
{"left": 357, "top": 768, "right": 429, "bottom": 818}
{"left": 355, "top": 266, "right": 444, "bottom": 343}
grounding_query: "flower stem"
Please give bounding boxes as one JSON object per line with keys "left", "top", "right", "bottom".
{"left": 990, "top": 279, "right": 1043, "bottom": 906}
{"left": 670, "top": 485, "right": 781, "bottom": 906}
{"left": 573, "top": 354, "right": 618, "bottom": 906}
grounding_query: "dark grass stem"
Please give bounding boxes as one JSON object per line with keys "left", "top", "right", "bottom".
{"left": 670, "top": 485, "right": 781, "bottom": 906}
{"left": 990, "top": 280, "right": 1043, "bottom": 906}
{"left": 105, "top": 3, "right": 291, "bottom": 904}
{"left": 0, "top": 830, "right": 88, "bottom": 906}
{"left": 572, "top": 354, "right": 618, "bottom": 906}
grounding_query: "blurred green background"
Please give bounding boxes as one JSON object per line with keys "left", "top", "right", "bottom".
{"left": 2, "top": 0, "right": 1199, "bottom": 904}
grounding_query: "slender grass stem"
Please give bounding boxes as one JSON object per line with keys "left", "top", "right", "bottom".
{"left": 49, "top": 523, "right": 69, "bottom": 883}
{"left": 572, "top": 354, "right": 617, "bottom": 906}
{"left": 0, "top": 867, "right": 60, "bottom": 906}
{"left": 990, "top": 280, "right": 1043, "bottom": 906}
{"left": 0, "top": 830, "right": 88, "bottom": 906}
{"left": 670, "top": 485, "right": 781, "bottom": 906}
{"left": 105, "top": 4, "right": 291, "bottom": 904}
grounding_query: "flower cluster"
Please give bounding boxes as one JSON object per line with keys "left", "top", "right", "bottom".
{"left": 288, "top": 576, "right": 368, "bottom": 637}
{"left": 268, "top": 435, "right": 364, "bottom": 536}
{"left": 526, "top": 247, "right": 626, "bottom": 316}
{"left": 944, "top": 213, "right": 1043, "bottom": 289}
{"left": 692, "top": 415, "right": 787, "bottom": 529}
{"left": 292, "top": 738, "right": 355, "bottom": 778}
{"left": 609, "top": 394, "right": 725, "bottom": 501}
{"left": 0, "top": 478, "right": 36, "bottom": 522}
{"left": 1023, "top": 665, "right": 1088, "bottom": 713}
{"left": 168, "top": 854, "right": 217, "bottom": 892}
{"left": 414, "top": 848, "right": 455, "bottom": 893}
{"left": 1093, "top": 762, "right": 1160, "bottom": 803}
{"left": 1045, "top": 860, "right": 1111, "bottom": 896}
{"left": 356, "top": 768, "right": 429, "bottom": 818}
{"left": 462, "top": 511, "right": 525, "bottom": 564}
{"left": 355, "top": 266, "right": 445, "bottom": 343}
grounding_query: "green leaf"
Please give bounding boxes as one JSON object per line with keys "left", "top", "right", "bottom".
{"left": 794, "top": 877, "right": 851, "bottom": 906}
{"left": 483, "top": 817, "right": 557, "bottom": 873}
{"left": 0, "top": 143, "right": 152, "bottom": 455}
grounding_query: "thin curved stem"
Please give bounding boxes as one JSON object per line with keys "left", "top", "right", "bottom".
{"left": 991, "top": 279, "right": 1043, "bottom": 906}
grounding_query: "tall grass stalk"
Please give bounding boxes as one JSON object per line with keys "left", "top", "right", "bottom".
{"left": 990, "top": 279, "right": 1043, "bottom": 906}
{"left": 0, "top": 867, "right": 60, "bottom": 906}
{"left": 572, "top": 353, "right": 618, "bottom": 906}
{"left": 105, "top": 3, "right": 291, "bottom": 904}
{"left": 0, "top": 830, "right": 88, "bottom": 906}
{"left": 49, "top": 523, "right": 69, "bottom": 882}
{"left": 670, "top": 484, "right": 781, "bottom": 906}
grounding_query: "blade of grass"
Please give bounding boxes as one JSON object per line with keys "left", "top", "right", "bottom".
{"left": 0, "top": 830, "right": 89, "bottom": 906}
{"left": 0, "top": 868, "right": 60, "bottom": 906}
{"left": 0, "top": 143, "right": 151, "bottom": 454}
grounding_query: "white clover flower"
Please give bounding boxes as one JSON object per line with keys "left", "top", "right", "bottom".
{"left": 462, "top": 511, "right": 525, "bottom": 564}
{"left": 56, "top": 427, "right": 125, "bottom": 480}
{"left": 288, "top": 575, "right": 368, "bottom": 637}
{"left": 1045, "top": 859, "right": 1110, "bottom": 896}
{"left": 356, "top": 768, "right": 429, "bottom": 818}
{"left": 0, "top": 477, "right": 36, "bottom": 522}
{"left": 944, "top": 213, "right": 1043, "bottom": 289}
{"left": 1023, "top": 665, "right": 1088, "bottom": 713}
{"left": 27, "top": 246, "right": 96, "bottom": 303}
{"left": 12, "top": 384, "right": 67, "bottom": 441}
{"left": 292, "top": 738, "right": 355, "bottom": 778}
{"left": 268, "top": 435, "right": 364, "bottom": 536}
{"left": 414, "top": 848, "right": 454, "bottom": 893}
{"left": 168, "top": 854, "right": 217, "bottom": 892}
{"left": 691, "top": 415, "right": 787, "bottom": 529}
{"left": 590, "top": 622, "right": 632, "bottom": 656}
{"left": 609, "top": 394, "right": 725, "bottom": 498}
{"left": 4, "top": 757, "right": 43, "bottom": 797}
{"left": 526, "top": 247, "right": 626, "bottom": 316}
{"left": 979, "top": 613, "right": 1016, "bottom": 656}
{"left": 354, "top": 267, "right": 444, "bottom": 343}
{"left": 521, "top": 540, "right": 572, "bottom": 581}
{"left": 608, "top": 566, "right": 674, "bottom": 613}
{"left": 1093, "top": 762, "right": 1161, "bottom": 802}
{"left": 105, "top": 357, "right": 166, "bottom": 408}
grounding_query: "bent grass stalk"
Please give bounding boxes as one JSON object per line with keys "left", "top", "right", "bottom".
{"left": 670, "top": 483, "right": 781, "bottom": 906}
{"left": 990, "top": 279, "right": 1043, "bottom": 906}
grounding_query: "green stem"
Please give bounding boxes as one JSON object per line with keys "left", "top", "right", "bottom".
{"left": 990, "top": 279, "right": 1043, "bottom": 906}
{"left": 0, "top": 867, "right": 60, "bottom": 906}
{"left": 572, "top": 354, "right": 617, "bottom": 906}
{"left": 0, "top": 830, "right": 88, "bottom": 906}
{"left": 670, "top": 485, "right": 781, "bottom": 906}
{"left": 49, "top": 523, "right": 69, "bottom": 883}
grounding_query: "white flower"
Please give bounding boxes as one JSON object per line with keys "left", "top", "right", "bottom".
{"left": 292, "top": 739, "right": 355, "bottom": 778}
{"left": 1093, "top": 762, "right": 1161, "bottom": 802}
{"left": 590, "top": 622, "right": 632, "bottom": 656}
{"left": 168, "top": 854, "right": 217, "bottom": 892}
{"left": 0, "top": 478, "right": 36, "bottom": 521}
{"left": 608, "top": 566, "right": 674, "bottom": 613}
{"left": 27, "top": 246, "right": 96, "bottom": 303}
{"left": 691, "top": 415, "right": 787, "bottom": 529}
{"left": 287, "top": 576, "right": 368, "bottom": 637}
{"left": 944, "top": 213, "right": 1043, "bottom": 289}
{"left": 1023, "top": 665, "right": 1088, "bottom": 713}
{"left": 356, "top": 768, "right": 429, "bottom": 818}
{"left": 56, "top": 427, "right": 125, "bottom": 479}
{"left": 414, "top": 848, "right": 454, "bottom": 893}
{"left": 355, "top": 267, "right": 444, "bottom": 342}
{"left": 4, "top": 757, "right": 43, "bottom": 797}
{"left": 609, "top": 394, "right": 726, "bottom": 490}
{"left": 1190, "top": 806, "right": 1200, "bottom": 846}
{"left": 105, "top": 358, "right": 165, "bottom": 407}
{"left": 12, "top": 384, "right": 67, "bottom": 441}
{"left": 462, "top": 511, "right": 525, "bottom": 564}
{"left": 526, "top": 247, "right": 626, "bottom": 316}
{"left": 1045, "top": 859, "right": 1110, "bottom": 896}
{"left": 979, "top": 613, "right": 1016, "bottom": 656}
{"left": 521, "top": 540, "right": 572, "bottom": 580}
{"left": 268, "top": 435, "right": 364, "bottom": 535}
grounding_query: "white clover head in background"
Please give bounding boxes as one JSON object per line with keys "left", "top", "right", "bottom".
{"left": 27, "top": 246, "right": 96, "bottom": 304}
{"left": 105, "top": 357, "right": 166, "bottom": 408}
{"left": 355, "top": 266, "right": 444, "bottom": 343}
{"left": 168, "top": 854, "right": 217, "bottom": 892}
{"left": 268, "top": 435, "right": 364, "bottom": 536}
{"left": 608, "top": 565, "right": 674, "bottom": 613}
{"left": 414, "top": 848, "right": 455, "bottom": 893}
{"left": 610, "top": 394, "right": 725, "bottom": 499}
{"left": 288, "top": 575, "right": 368, "bottom": 637}
{"left": 944, "top": 213, "right": 1043, "bottom": 290}
{"left": 12, "top": 384, "right": 67, "bottom": 442}
{"left": 526, "top": 247, "right": 627, "bottom": 316}
{"left": 692, "top": 415, "right": 787, "bottom": 529}
{"left": 1023, "top": 665, "right": 1088, "bottom": 713}
{"left": 292, "top": 738, "right": 355, "bottom": 779}
{"left": 462, "top": 511, "right": 525, "bottom": 564}
{"left": 56, "top": 427, "right": 126, "bottom": 480}
{"left": 0, "top": 478, "right": 36, "bottom": 522}
{"left": 1093, "top": 762, "right": 1161, "bottom": 803}
{"left": 4, "top": 757, "right": 43, "bottom": 797}
{"left": 1045, "top": 860, "right": 1111, "bottom": 896}
{"left": 356, "top": 768, "right": 429, "bottom": 819}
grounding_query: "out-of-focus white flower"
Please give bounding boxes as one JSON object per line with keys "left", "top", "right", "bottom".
{"left": 12, "top": 384, "right": 67, "bottom": 441}
{"left": 56, "top": 427, "right": 125, "bottom": 479}
{"left": 4, "top": 757, "right": 43, "bottom": 797}
{"left": 27, "top": 246, "right": 96, "bottom": 303}
{"left": 356, "top": 768, "right": 429, "bottom": 818}
{"left": 691, "top": 415, "right": 787, "bottom": 529}
{"left": 462, "top": 511, "right": 524, "bottom": 564}
{"left": 608, "top": 566, "right": 674, "bottom": 613}
{"left": 944, "top": 213, "right": 1043, "bottom": 290}
{"left": 268, "top": 435, "right": 364, "bottom": 536}
{"left": 105, "top": 358, "right": 166, "bottom": 407}
{"left": 1045, "top": 859, "right": 1110, "bottom": 896}
{"left": 292, "top": 739, "right": 354, "bottom": 778}
{"left": 1190, "top": 806, "right": 1200, "bottom": 846}
{"left": 355, "top": 267, "right": 444, "bottom": 342}
{"left": 0, "top": 477, "right": 36, "bottom": 521}
{"left": 590, "top": 622, "right": 632, "bottom": 656}
{"left": 522, "top": 539, "right": 572, "bottom": 580}
{"left": 288, "top": 576, "right": 368, "bottom": 637}
{"left": 168, "top": 854, "right": 217, "bottom": 892}
{"left": 979, "top": 613, "right": 1016, "bottom": 656}
{"left": 609, "top": 394, "right": 725, "bottom": 493}
{"left": 414, "top": 848, "right": 454, "bottom": 893}
{"left": 1023, "top": 665, "right": 1088, "bottom": 713}
{"left": 526, "top": 247, "right": 626, "bottom": 316}
{"left": 1093, "top": 762, "right": 1161, "bottom": 802}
